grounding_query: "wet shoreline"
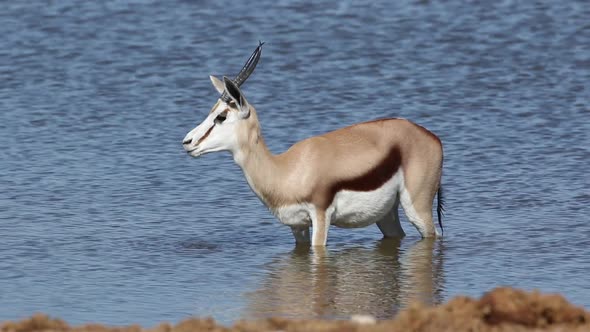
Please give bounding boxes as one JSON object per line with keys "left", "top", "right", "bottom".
{"left": 2, "top": 287, "right": 588, "bottom": 332}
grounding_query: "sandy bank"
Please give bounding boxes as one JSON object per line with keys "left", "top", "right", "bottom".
{"left": 2, "top": 287, "right": 588, "bottom": 332}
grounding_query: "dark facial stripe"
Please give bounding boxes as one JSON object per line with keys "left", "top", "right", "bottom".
{"left": 196, "top": 125, "right": 215, "bottom": 146}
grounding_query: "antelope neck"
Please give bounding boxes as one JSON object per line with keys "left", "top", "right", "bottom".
{"left": 233, "top": 131, "right": 284, "bottom": 207}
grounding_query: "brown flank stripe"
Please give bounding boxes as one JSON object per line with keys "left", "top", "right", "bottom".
{"left": 313, "top": 146, "right": 402, "bottom": 209}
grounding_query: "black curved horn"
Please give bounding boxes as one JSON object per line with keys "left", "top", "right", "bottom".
{"left": 234, "top": 41, "right": 264, "bottom": 87}
{"left": 220, "top": 41, "right": 264, "bottom": 103}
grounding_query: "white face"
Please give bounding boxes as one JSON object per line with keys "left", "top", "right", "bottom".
{"left": 182, "top": 101, "right": 240, "bottom": 157}
{"left": 182, "top": 76, "right": 250, "bottom": 158}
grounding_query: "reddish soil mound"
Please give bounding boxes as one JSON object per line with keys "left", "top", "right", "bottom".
{"left": 2, "top": 287, "right": 588, "bottom": 332}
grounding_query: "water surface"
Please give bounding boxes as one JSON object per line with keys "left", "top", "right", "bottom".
{"left": 0, "top": 0, "right": 588, "bottom": 326}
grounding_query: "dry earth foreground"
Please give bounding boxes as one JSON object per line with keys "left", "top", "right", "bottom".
{"left": 2, "top": 288, "right": 589, "bottom": 332}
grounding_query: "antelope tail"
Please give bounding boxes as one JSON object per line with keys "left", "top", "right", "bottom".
{"left": 437, "top": 185, "right": 445, "bottom": 235}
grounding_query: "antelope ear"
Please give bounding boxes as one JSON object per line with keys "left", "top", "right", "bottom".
{"left": 210, "top": 75, "right": 225, "bottom": 94}
{"left": 223, "top": 76, "right": 250, "bottom": 118}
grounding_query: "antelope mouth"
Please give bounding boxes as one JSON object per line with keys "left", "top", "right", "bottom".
{"left": 186, "top": 148, "right": 203, "bottom": 157}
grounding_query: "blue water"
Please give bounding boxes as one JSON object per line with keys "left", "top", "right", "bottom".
{"left": 1, "top": 0, "right": 588, "bottom": 326}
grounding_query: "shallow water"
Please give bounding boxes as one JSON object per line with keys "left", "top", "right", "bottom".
{"left": 1, "top": 0, "right": 589, "bottom": 326}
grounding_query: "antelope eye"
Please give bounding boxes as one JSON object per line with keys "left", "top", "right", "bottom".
{"left": 215, "top": 112, "right": 227, "bottom": 124}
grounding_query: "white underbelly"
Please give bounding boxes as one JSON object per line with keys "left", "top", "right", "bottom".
{"left": 272, "top": 202, "right": 314, "bottom": 228}
{"left": 273, "top": 171, "right": 404, "bottom": 229}
{"left": 329, "top": 170, "right": 403, "bottom": 228}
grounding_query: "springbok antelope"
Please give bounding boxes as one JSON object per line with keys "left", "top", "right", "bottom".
{"left": 182, "top": 43, "right": 444, "bottom": 246}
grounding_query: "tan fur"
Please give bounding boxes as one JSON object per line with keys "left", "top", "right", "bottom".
{"left": 196, "top": 99, "right": 443, "bottom": 245}
{"left": 184, "top": 49, "right": 444, "bottom": 245}
{"left": 234, "top": 108, "right": 443, "bottom": 213}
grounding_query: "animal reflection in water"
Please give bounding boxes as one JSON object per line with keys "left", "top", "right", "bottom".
{"left": 245, "top": 238, "right": 445, "bottom": 319}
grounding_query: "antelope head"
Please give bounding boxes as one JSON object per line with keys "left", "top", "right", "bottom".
{"left": 183, "top": 42, "right": 263, "bottom": 158}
